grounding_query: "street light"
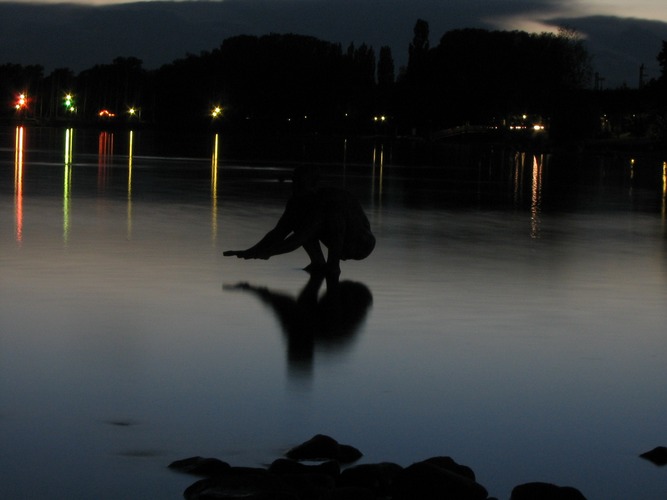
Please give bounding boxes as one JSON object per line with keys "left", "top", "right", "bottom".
{"left": 211, "top": 106, "right": 223, "bottom": 118}
{"left": 14, "top": 93, "right": 28, "bottom": 111}
{"left": 63, "top": 93, "right": 76, "bottom": 113}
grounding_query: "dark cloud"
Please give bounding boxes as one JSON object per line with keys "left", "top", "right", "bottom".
{"left": 0, "top": 1, "right": 664, "bottom": 87}
{"left": 547, "top": 16, "right": 667, "bottom": 87}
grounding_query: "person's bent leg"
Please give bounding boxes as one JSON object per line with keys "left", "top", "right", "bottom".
{"left": 303, "top": 239, "right": 326, "bottom": 273}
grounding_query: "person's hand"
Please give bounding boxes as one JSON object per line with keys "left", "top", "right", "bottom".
{"left": 223, "top": 249, "right": 270, "bottom": 260}
{"left": 223, "top": 250, "right": 244, "bottom": 257}
{"left": 245, "top": 249, "right": 270, "bottom": 260}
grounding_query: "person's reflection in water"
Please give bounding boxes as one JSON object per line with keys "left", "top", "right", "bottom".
{"left": 224, "top": 274, "right": 372, "bottom": 381}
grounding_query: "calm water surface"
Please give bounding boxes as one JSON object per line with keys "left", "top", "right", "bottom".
{"left": 1, "top": 126, "right": 667, "bottom": 499}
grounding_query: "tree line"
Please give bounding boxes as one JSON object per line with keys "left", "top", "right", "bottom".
{"left": 2, "top": 20, "right": 666, "bottom": 141}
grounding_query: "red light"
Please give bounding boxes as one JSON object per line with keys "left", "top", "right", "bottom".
{"left": 14, "top": 93, "right": 28, "bottom": 110}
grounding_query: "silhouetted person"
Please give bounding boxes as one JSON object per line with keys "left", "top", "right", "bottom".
{"left": 224, "top": 274, "right": 373, "bottom": 379}
{"left": 224, "top": 167, "right": 375, "bottom": 278}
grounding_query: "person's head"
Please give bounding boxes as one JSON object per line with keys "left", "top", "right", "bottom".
{"left": 292, "top": 166, "right": 320, "bottom": 195}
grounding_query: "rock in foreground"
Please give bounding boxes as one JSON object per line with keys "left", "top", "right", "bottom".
{"left": 511, "top": 482, "right": 587, "bottom": 499}
{"left": 640, "top": 446, "right": 667, "bottom": 466}
{"left": 169, "top": 434, "right": 587, "bottom": 499}
{"left": 285, "top": 433, "right": 362, "bottom": 463}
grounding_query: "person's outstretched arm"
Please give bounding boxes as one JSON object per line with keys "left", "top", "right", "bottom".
{"left": 224, "top": 202, "right": 295, "bottom": 259}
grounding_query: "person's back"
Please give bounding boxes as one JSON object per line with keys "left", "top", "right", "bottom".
{"left": 313, "top": 187, "right": 375, "bottom": 261}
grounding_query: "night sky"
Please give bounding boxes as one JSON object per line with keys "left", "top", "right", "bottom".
{"left": 1, "top": 0, "right": 667, "bottom": 87}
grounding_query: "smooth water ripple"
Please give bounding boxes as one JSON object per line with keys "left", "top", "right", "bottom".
{"left": 1, "top": 126, "right": 667, "bottom": 499}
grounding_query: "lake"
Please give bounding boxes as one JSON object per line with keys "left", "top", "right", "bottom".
{"left": 1, "top": 125, "right": 666, "bottom": 499}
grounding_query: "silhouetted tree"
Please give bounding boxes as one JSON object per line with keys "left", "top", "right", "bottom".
{"left": 77, "top": 57, "right": 147, "bottom": 120}
{"left": 658, "top": 40, "right": 667, "bottom": 81}
{"left": 0, "top": 25, "right": 615, "bottom": 140}
{"left": 555, "top": 27, "right": 592, "bottom": 89}
{"left": 0, "top": 63, "right": 43, "bottom": 119}
{"left": 396, "top": 27, "right": 594, "bottom": 133}
{"left": 377, "top": 46, "right": 395, "bottom": 116}
{"left": 408, "top": 19, "right": 430, "bottom": 70}
{"left": 153, "top": 34, "right": 357, "bottom": 130}
{"left": 397, "top": 20, "right": 435, "bottom": 134}
{"left": 41, "top": 68, "right": 77, "bottom": 119}
{"left": 377, "top": 46, "right": 395, "bottom": 89}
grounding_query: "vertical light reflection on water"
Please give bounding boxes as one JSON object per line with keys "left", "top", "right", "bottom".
{"left": 530, "top": 154, "right": 544, "bottom": 239}
{"left": 98, "top": 131, "right": 113, "bottom": 192}
{"left": 211, "top": 133, "right": 219, "bottom": 244}
{"left": 512, "top": 151, "right": 526, "bottom": 206}
{"left": 63, "top": 128, "right": 74, "bottom": 244}
{"left": 371, "top": 142, "right": 384, "bottom": 207}
{"left": 14, "top": 126, "right": 24, "bottom": 244}
{"left": 662, "top": 161, "right": 666, "bottom": 226}
{"left": 127, "top": 130, "right": 134, "bottom": 239}
{"left": 342, "top": 138, "right": 348, "bottom": 181}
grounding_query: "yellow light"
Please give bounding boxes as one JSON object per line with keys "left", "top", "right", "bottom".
{"left": 128, "top": 130, "right": 134, "bottom": 239}
{"left": 211, "top": 133, "right": 219, "bottom": 243}
{"left": 64, "top": 127, "right": 73, "bottom": 166}
{"left": 63, "top": 128, "right": 73, "bottom": 243}
{"left": 211, "top": 106, "right": 222, "bottom": 118}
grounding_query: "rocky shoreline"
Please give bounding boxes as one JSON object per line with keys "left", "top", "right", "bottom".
{"left": 167, "top": 434, "right": 606, "bottom": 499}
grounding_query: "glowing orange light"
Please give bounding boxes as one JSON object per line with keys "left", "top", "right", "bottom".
{"left": 531, "top": 154, "right": 543, "bottom": 239}
{"left": 98, "top": 109, "right": 116, "bottom": 118}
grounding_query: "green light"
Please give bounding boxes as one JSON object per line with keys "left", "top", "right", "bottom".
{"left": 64, "top": 93, "right": 76, "bottom": 113}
